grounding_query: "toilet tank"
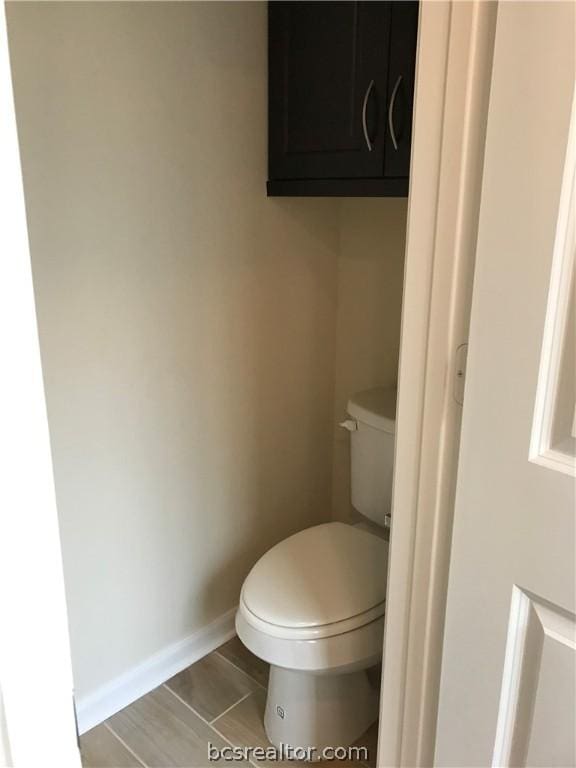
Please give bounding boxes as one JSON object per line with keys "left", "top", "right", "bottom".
{"left": 346, "top": 387, "right": 396, "bottom": 527}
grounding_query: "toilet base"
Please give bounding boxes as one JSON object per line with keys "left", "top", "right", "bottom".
{"left": 264, "top": 664, "right": 379, "bottom": 758}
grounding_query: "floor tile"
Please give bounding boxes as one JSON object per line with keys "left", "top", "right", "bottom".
{"left": 106, "top": 685, "right": 234, "bottom": 767}
{"left": 165, "top": 649, "right": 260, "bottom": 721}
{"left": 80, "top": 723, "right": 143, "bottom": 767}
{"left": 83, "top": 637, "right": 378, "bottom": 768}
{"left": 211, "top": 690, "right": 270, "bottom": 754}
{"left": 213, "top": 690, "right": 366, "bottom": 767}
{"left": 217, "top": 636, "right": 269, "bottom": 688}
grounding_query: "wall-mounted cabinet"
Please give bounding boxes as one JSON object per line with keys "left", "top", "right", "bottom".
{"left": 267, "top": 1, "right": 419, "bottom": 197}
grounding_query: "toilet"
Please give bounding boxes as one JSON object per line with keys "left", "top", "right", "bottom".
{"left": 236, "top": 386, "right": 396, "bottom": 753}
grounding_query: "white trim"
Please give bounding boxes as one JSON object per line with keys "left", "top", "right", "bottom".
{"left": 492, "top": 588, "right": 576, "bottom": 767}
{"left": 491, "top": 586, "right": 532, "bottom": 767}
{"left": 76, "top": 607, "right": 237, "bottom": 734}
{"left": 0, "top": 6, "right": 81, "bottom": 765}
{"left": 378, "top": 2, "right": 497, "bottom": 766}
{"left": 534, "top": 446, "right": 576, "bottom": 477}
{"left": 529, "top": 89, "right": 576, "bottom": 478}
{"left": 0, "top": 689, "right": 11, "bottom": 768}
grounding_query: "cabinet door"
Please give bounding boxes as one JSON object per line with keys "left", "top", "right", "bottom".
{"left": 383, "top": 1, "right": 419, "bottom": 178}
{"left": 268, "top": 2, "right": 391, "bottom": 181}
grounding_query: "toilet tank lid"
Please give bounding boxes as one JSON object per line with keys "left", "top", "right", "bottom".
{"left": 347, "top": 387, "right": 397, "bottom": 433}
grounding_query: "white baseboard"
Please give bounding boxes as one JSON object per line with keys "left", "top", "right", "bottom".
{"left": 76, "top": 606, "right": 237, "bottom": 734}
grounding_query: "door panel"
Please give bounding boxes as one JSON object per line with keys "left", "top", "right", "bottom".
{"left": 435, "top": 3, "right": 575, "bottom": 766}
{"left": 493, "top": 588, "right": 576, "bottom": 767}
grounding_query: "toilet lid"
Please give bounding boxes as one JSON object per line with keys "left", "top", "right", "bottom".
{"left": 241, "top": 522, "right": 388, "bottom": 633}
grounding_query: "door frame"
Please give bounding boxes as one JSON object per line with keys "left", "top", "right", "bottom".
{"left": 0, "top": 6, "right": 81, "bottom": 765}
{"left": 378, "top": 2, "right": 497, "bottom": 766}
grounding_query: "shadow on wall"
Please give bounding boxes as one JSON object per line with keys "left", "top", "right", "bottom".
{"left": 189, "top": 196, "right": 341, "bottom": 625}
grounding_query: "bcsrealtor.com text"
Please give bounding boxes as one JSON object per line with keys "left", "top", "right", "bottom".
{"left": 208, "top": 742, "right": 369, "bottom": 762}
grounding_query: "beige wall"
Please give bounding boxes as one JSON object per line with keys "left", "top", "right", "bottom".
{"left": 7, "top": 1, "right": 340, "bottom": 698}
{"left": 332, "top": 199, "right": 407, "bottom": 522}
{"left": 7, "top": 1, "right": 406, "bottom": 701}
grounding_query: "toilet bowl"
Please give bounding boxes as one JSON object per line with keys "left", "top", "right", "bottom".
{"left": 236, "top": 387, "right": 396, "bottom": 753}
{"left": 236, "top": 521, "right": 389, "bottom": 752}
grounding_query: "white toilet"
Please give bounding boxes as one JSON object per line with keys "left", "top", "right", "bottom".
{"left": 236, "top": 386, "right": 396, "bottom": 753}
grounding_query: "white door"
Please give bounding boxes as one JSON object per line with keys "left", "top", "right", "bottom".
{"left": 435, "top": 3, "right": 575, "bottom": 767}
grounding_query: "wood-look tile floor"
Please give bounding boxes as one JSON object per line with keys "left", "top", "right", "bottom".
{"left": 80, "top": 636, "right": 379, "bottom": 768}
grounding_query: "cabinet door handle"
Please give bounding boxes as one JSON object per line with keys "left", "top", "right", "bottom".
{"left": 388, "top": 75, "right": 403, "bottom": 151}
{"left": 362, "top": 79, "right": 375, "bottom": 152}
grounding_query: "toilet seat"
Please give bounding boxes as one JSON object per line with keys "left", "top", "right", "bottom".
{"left": 239, "top": 598, "right": 386, "bottom": 640}
{"left": 236, "top": 607, "right": 385, "bottom": 674}
{"left": 239, "top": 522, "right": 388, "bottom": 641}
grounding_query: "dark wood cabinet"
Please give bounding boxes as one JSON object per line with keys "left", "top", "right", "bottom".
{"left": 267, "top": 1, "right": 419, "bottom": 197}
